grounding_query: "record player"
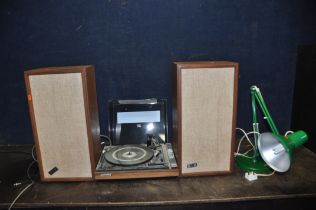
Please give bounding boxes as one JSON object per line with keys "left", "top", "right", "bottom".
{"left": 94, "top": 99, "right": 179, "bottom": 180}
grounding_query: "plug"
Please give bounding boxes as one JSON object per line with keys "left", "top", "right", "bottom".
{"left": 245, "top": 171, "right": 258, "bottom": 181}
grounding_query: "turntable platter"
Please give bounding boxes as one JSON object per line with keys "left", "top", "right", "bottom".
{"left": 104, "top": 145, "right": 154, "bottom": 166}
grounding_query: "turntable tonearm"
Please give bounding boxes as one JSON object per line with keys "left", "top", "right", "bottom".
{"left": 94, "top": 99, "right": 179, "bottom": 180}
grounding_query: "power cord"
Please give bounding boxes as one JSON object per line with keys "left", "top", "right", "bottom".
{"left": 245, "top": 171, "right": 276, "bottom": 181}
{"left": 235, "top": 128, "right": 276, "bottom": 181}
{"left": 31, "top": 145, "right": 37, "bottom": 162}
{"left": 236, "top": 128, "right": 294, "bottom": 181}
{"left": 234, "top": 128, "right": 258, "bottom": 158}
{"left": 285, "top": 130, "right": 294, "bottom": 137}
{"left": 8, "top": 182, "right": 34, "bottom": 210}
{"left": 9, "top": 145, "right": 37, "bottom": 210}
{"left": 100, "top": 134, "right": 112, "bottom": 146}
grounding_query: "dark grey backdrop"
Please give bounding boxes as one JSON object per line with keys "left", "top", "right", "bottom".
{"left": 1, "top": 0, "right": 316, "bottom": 144}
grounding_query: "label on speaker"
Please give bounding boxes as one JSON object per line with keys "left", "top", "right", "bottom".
{"left": 48, "top": 166, "right": 58, "bottom": 175}
{"left": 187, "top": 162, "right": 198, "bottom": 168}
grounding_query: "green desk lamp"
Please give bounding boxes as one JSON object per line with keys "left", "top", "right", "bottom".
{"left": 236, "top": 86, "right": 308, "bottom": 173}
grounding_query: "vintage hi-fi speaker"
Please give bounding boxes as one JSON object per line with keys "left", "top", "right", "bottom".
{"left": 173, "top": 61, "right": 238, "bottom": 176}
{"left": 24, "top": 65, "right": 101, "bottom": 182}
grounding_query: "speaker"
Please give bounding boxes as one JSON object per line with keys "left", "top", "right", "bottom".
{"left": 173, "top": 61, "right": 238, "bottom": 176}
{"left": 24, "top": 65, "right": 101, "bottom": 182}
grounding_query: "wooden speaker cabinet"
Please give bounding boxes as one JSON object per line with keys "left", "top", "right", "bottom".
{"left": 173, "top": 61, "right": 238, "bottom": 176}
{"left": 24, "top": 65, "right": 101, "bottom": 182}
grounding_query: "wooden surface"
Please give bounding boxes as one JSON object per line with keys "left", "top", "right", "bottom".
{"left": 0, "top": 145, "right": 316, "bottom": 209}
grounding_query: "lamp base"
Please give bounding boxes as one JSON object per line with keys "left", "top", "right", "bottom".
{"left": 236, "top": 155, "right": 272, "bottom": 174}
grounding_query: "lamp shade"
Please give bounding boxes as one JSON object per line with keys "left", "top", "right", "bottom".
{"left": 258, "top": 131, "right": 308, "bottom": 172}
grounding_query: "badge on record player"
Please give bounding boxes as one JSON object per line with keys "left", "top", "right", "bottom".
{"left": 95, "top": 99, "right": 179, "bottom": 180}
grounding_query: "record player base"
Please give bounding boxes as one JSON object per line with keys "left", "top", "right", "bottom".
{"left": 94, "top": 168, "right": 179, "bottom": 180}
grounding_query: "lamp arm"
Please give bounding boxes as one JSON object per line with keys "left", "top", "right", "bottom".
{"left": 251, "top": 86, "right": 280, "bottom": 135}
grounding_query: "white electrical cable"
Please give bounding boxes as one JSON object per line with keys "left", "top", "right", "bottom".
{"left": 236, "top": 128, "right": 256, "bottom": 148}
{"left": 8, "top": 181, "right": 34, "bottom": 210}
{"left": 235, "top": 148, "right": 254, "bottom": 158}
{"left": 285, "top": 130, "right": 294, "bottom": 137}
{"left": 256, "top": 170, "right": 275, "bottom": 177}
{"left": 235, "top": 128, "right": 260, "bottom": 158}
{"left": 236, "top": 128, "right": 276, "bottom": 179}
{"left": 100, "top": 135, "right": 112, "bottom": 146}
{"left": 26, "top": 161, "right": 36, "bottom": 181}
{"left": 9, "top": 146, "right": 37, "bottom": 210}
{"left": 236, "top": 131, "right": 259, "bottom": 151}
{"left": 31, "top": 145, "right": 37, "bottom": 162}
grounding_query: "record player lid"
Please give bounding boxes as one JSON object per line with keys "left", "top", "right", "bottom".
{"left": 108, "top": 99, "right": 168, "bottom": 145}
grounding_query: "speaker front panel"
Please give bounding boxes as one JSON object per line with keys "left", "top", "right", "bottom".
{"left": 174, "top": 62, "right": 238, "bottom": 176}
{"left": 25, "top": 66, "right": 99, "bottom": 181}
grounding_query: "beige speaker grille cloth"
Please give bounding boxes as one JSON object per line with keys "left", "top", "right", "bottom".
{"left": 29, "top": 73, "right": 92, "bottom": 178}
{"left": 181, "top": 67, "right": 234, "bottom": 174}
